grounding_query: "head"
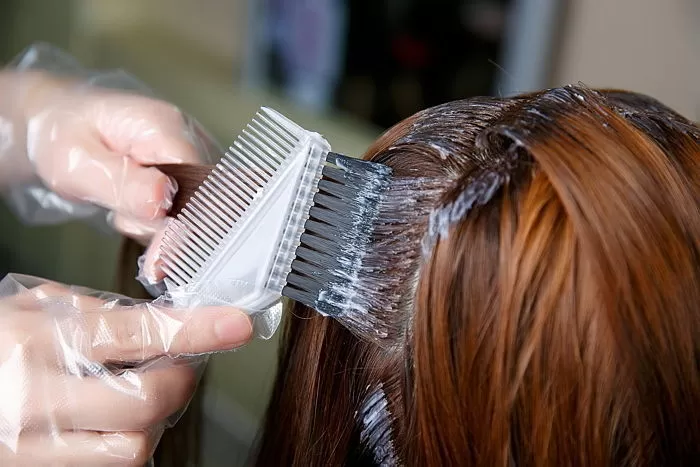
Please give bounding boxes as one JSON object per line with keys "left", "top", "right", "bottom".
{"left": 253, "top": 86, "right": 700, "bottom": 466}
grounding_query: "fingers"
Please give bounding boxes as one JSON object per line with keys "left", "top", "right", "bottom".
{"left": 17, "top": 283, "right": 253, "bottom": 361}
{"left": 1, "top": 431, "right": 154, "bottom": 466}
{"left": 82, "top": 304, "right": 253, "bottom": 362}
{"left": 30, "top": 282, "right": 106, "bottom": 309}
{"left": 36, "top": 131, "right": 176, "bottom": 220}
{"left": 0, "top": 282, "right": 100, "bottom": 313}
{"left": 59, "top": 365, "right": 196, "bottom": 432}
{"left": 28, "top": 90, "right": 209, "bottom": 226}
{"left": 95, "top": 94, "right": 202, "bottom": 165}
{"left": 0, "top": 283, "right": 111, "bottom": 357}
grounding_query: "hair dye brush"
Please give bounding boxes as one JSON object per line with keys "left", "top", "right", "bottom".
{"left": 154, "top": 108, "right": 428, "bottom": 343}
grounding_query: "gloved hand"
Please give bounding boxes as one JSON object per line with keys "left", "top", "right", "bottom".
{"left": 0, "top": 43, "right": 222, "bottom": 244}
{"left": 0, "top": 273, "right": 252, "bottom": 465}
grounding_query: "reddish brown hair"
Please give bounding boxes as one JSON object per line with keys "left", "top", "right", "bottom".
{"left": 252, "top": 86, "right": 700, "bottom": 466}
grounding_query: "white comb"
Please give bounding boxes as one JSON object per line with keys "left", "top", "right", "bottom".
{"left": 160, "top": 108, "right": 331, "bottom": 311}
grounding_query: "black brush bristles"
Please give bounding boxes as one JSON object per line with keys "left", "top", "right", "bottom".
{"left": 282, "top": 153, "right": 443, "bottom": 343}
{"left": 282, "top": 153, "right": 391, "bottom": 323}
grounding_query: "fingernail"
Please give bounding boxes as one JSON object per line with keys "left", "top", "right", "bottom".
{"left": 151, "top": 176, "right": 177, "bottom": 218}
{"left": 139, "top": 173, "right": 178, "bottom": 220}
{"left": 123, "top": 169, "right": 162, "bottom": 220}
{"left": 139, "top": 247, "right": 162, "bottom": 283}
{"left": 163, "top": 177, "right": 178, "bottom": 212}
{"left": 214, "top": 312, "right": 253, "bottom": 348}
{"left": 137, "top": 253, "right": 159, "bottom": 285}
{"left": 136, "top": 219, "right": 172, "bottom": 283}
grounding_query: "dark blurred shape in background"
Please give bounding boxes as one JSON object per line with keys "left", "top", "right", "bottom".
{"left": 245, "top": 0, "right": 513, "bottom": 128}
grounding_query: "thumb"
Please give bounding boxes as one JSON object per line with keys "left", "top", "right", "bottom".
{"left": 161, "top": 306, "right": 255, "bottom": 356}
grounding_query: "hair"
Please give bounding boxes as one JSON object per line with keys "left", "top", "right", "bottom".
{"left": 249, "top": 86, "right": 700, "bottom": 466}
{"left": 153, "top": 164, "right": 215, "bottom": 216}
{"left": 116, "top": 85, "right": 700, "bottom": 466}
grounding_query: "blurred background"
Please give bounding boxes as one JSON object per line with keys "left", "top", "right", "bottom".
{"left": 0, "top": 0, "right": 697, "bottom": 465}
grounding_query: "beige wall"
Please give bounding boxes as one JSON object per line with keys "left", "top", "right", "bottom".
{"left": 73, "top": 0, "right": 247, "bottom": 68}
{"left": 552, "top": 0, "right": 699, "bottom": 120}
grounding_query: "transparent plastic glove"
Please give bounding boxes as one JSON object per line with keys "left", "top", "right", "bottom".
{"left": 136, "top": 220, "right": 284, "bottom": 340}
{"left": 0, "top": 42, "right": 222, "bottom": 244}
{"left": 0, "top": 273, "right": 252, "bottom": 466}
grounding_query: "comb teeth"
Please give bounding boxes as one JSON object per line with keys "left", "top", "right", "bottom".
{"left": 160, "top": 108, "right": 306, "bottom": 288}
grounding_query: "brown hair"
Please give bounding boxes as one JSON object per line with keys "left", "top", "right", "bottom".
{"left": 251, "top": 86, "right": 700, "bottom": 466}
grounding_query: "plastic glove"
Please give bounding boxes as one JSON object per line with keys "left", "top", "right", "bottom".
{"left": 0, "top": 43, "right": 222, "bottom": 244}
{"left": 136, "top": 216, "right": 284, "bottom": 340}
{"left": 0, "top": 273, "right": 252, "bottom": 465}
